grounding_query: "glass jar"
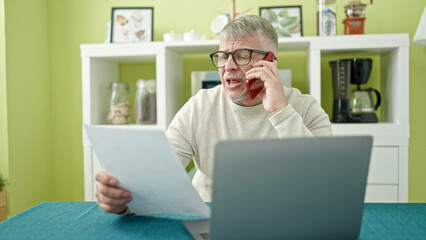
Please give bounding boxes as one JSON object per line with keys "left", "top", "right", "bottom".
{"left": 317, "top": 0, "right": 337, "bottom": 36}
{"left": 135, "top": 79, "right": 157, "bottom": 124}
{"left": 107, "top": 82, "right": 131, "bottom": 124}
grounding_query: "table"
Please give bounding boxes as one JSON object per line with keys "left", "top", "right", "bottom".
{"left": 0, "top": 202, "right": 426, "bottom": 239}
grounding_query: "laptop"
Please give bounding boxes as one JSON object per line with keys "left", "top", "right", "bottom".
{"left": 184, "top": 136, "right": 372, "bottom": 240}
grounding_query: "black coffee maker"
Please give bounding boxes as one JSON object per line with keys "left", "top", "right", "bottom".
{"left": 330, "top": 58, "right": 381, "bottom": 123}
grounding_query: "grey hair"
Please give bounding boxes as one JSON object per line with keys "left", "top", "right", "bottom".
{"left": 220, "top": 15, "right": 278, "bottom": 53}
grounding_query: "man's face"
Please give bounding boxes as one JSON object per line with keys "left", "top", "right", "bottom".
{"left": 218, "top": 33, "right": 266, "bottom": 106}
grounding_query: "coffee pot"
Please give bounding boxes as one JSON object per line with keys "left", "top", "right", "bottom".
{"left": 350, "top": 88, "right": 381, "bottom": 114}
{"left": 330, "top": 58, "right": 381, "bottom": 123}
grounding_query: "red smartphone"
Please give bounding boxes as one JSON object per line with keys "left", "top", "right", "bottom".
{"left": 245, "top": 52, "right": 277, "bottom": 99}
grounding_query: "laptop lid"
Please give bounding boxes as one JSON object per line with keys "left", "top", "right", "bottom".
{"left": 207, "top": 136, "right": 372, "bottom": 240}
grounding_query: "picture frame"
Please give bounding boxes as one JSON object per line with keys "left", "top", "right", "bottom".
{"left": 110, "top": 7, "right": 153, "bottom": 43}
{"left": 259, "top": 6, "right": 303, "bottom": 37}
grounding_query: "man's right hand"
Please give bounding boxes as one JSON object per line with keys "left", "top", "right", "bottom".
{"left": 95, "top": 171, "right": 132, "bottom": 214}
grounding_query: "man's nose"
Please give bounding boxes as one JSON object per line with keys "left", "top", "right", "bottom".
{"left": 224, "top": 54, "right": 238, "bottom": 71}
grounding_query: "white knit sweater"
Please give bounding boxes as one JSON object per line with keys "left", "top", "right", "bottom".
{"left": 166, "top": 85, "right": 332, "bottom": 201}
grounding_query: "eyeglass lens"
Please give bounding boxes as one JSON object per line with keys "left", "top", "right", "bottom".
{"left": 212, "top": 49, "right": 252, "bottom": 67}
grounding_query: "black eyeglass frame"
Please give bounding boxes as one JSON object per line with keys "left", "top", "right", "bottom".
{"left": 209, "top": 48, "right": 270, "bottom": 68}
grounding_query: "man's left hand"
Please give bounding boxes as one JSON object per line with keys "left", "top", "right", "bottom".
{"left": 245, "top": 59, "right": 288, "bottom": 114}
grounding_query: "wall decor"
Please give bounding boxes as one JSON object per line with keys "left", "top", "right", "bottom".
{"left": 260, "top": 6, "right": 303, "bottom": 37}
{"left": 110, "top": 7, "right": 153, "bottom": 43}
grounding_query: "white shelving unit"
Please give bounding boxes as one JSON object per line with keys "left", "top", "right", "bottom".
{"left": 81, "top": 33, "right": 409, "bottom": 202}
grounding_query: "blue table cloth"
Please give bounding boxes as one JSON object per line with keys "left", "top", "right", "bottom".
{"left": 0, "top": 201, "right": 426, "bottom": 239}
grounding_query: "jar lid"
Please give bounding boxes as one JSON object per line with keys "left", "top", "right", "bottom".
{"left": 137, "top": 79, "right": 155, "bottom": 85}
{"left": 136, "top": 79, "right": 145, "bottom": 86}
{"left": 137, "top": 79, "right": 156, "bottom": 90}
{"left": 111, "top": 82, "right": 129, "bottom": 89}
{"left": 146, "top": 80, "right": 156, "bottom": 91}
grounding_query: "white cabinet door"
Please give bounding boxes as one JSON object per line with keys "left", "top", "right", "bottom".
{"left": 365, "top": 146, "right": 399, "bottom": 202}
{"left": 365, "top": 185, "right": 398, "bottom": 203}
{"left": 367, "top": 147, "right": 398, "bottom": 184}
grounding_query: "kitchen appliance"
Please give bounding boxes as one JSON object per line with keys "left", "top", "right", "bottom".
{"left": 343, "top": 0, "right": 373, "bottom": 35}
{"left": 330, "top": 58, "right": 381, "bottom": 123}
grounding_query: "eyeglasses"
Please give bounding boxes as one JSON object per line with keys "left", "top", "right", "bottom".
{"left": 209, "top": 48, "right": 270, "bottom": 68}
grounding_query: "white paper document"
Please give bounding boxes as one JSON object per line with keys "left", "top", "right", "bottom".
{"left": 84, "top": 124, "right": 211, "bottom": 218}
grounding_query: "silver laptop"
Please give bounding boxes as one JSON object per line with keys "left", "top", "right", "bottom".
{"left": 184, "top": 136, "right": 372, "bottom": 240}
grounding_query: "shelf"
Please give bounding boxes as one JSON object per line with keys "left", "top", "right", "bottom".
{"left": 81, "top": 42, "right": 164, "bottom": 62}
{"left": 81, "top": 33, "right": 410, "bottom": 202}
{"left": 81, "top": 33, "right": 409, "bottom": 133}
{"left": 312, "top": 34, "right": 409, "bottom": 52}
{"left": 164, "top": 40, "right": 220, "bottom": 54}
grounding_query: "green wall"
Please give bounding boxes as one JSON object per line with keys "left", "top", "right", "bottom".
{"left": 0, "top": 0, "right": 9, "bottom": 183}
{"left": 2, "top": 0, "right": 426, "bottom": 216}
{"left": 2, "top": 0, "right": 51, "bottom": 216}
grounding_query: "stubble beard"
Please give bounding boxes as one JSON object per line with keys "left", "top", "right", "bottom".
{"left": 230, "top": 90, "right": 248, "bottom": 102}
{"left": 224, "top": 74, "right": 249, "bottom": 102}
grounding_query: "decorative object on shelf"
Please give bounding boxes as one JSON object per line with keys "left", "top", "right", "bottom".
{"left": 260, "top": 6, "right": 303, "bottom": 37}
{"left": 135, "top": 79, "right": 157, "bottom": 124}
{"left": 107, "top": 82, "right": 131, "bottom": 124}
{"left": 105, "top": 22, "right": 111, "bottom": 43}
{"left": 316, "top": 0, "right": 336, "bottom": 36}
{"left": 330, "top": 58, "right": 381, "bottom": 123}
{"left": 163, "top": 30, "right": 182, "bottom": 42}
{"left": 0, "top": 172, "right": 8, "bottom": 222}
{"left": 110, "top": 7, "right": 153, "bottom": 43}
{"left": 413, "top": 5, "right": 426, "bottom": 46}
{"left": 210, "top": 0, "right": 251, "bottom": 34}
{"left": 343, "top": 0, "right": 373, "bottom": 35}
{"left": 210, "top": 14, "right": 230, "bottom": 34}
{"left": 183, "top": 29, "right": 202, "bottom": 42}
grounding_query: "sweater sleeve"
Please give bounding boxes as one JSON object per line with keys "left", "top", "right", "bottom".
{"left": 166, "top": 101, "right": 194, "bottom": 168}
{"left": 268, "top": 95, "right": 332, "bottom": 137}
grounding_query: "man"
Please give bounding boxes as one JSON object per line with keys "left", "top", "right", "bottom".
{"left": 95, "top": 15, "right": 332, "bottom": 215}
